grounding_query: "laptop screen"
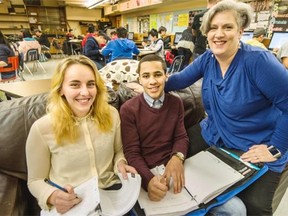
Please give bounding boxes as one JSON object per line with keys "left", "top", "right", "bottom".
{"left": 268, "top": 32, "right": 288, "bottom": 50}
{"left": 173, "top": 32, "right": 182, "bottom": 45}
{"left": 240, "top": 31, "right": 253, "bottom": 43}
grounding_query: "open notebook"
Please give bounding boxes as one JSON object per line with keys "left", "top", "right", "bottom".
{"left": 41, "top": 173, "right": 141, "bottom": 216}
{"left": 138, "top": 146, "right": 266, "bottom": 216}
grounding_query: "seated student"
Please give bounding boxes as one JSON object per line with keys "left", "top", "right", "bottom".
{"left": 83, "top": 32, "right": 107, "bottom": 70}
{"left": 110, "top": 31, "right": 118, "bottom": 40}
{"left": 34, "top": 29, "right": 50, "bottom": 48}
{"left": 101, "top": 27, "right": 139, "bottom": 62}
{"left": 120, "top": 54, "right": 246, "bottom": 215}
{"left": 172, "top": 27, "right": 195, "bottom": 70}
{"left": 17, "top": 29, "right": 41, "bottom": 62}
{"left": 245, "top": 28, "right": 267, "bottom": 50}
{"left": 0, "top": 30, "right": 16, "bottom": 80}
{"left": 158, "top": 26, "right": 171, "bottom": 49}
{"left": 81, "top": 24, "right": 97, "bottom": 48}
{"left": 26, "top": 55, "right": 137, "bottom": 214}
{"left": 66, "top": 29, "right": 75, "bottom": 41}
{"left": 142, "top": 28, "right": 165, "bottom": 60}
{"left": 276, "top": 41, "right": 288, "bottom": 69}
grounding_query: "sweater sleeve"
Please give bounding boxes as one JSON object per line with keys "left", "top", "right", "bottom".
{"left": 165, "top": 54, "right": 204, "bottom": 92}
{"left": 249, "top": 51, "right": 288, "bottom": 154}
{"left": 170, "top": 97, "right": 189, "bottom": 157}
{"left": 120, "top": 102, "right": 154, "bottom": 190}
{"left": 111, "top": 108, "right": 127, "bottom": 173}
{"left": 26, "top": 119, "right": 57, "bottom": 210}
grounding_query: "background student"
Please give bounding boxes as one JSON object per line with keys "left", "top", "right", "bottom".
{"left": 101, "top": 27, "right": 139, "bottom": 62}
{"left": 245, "top": 27, "right": 267, "bottom": 50}
{"left": 191, "top": 0, "right": 218, "bottom": 60}
{"left": 0, "top": 30, "right": 16, "bottom": 80}
{"left": 165, "top": 1, "right": 288, "bottom": 215}
{"left": 26, "top": 55, "right": 136, "bottom": 214}
{"left": 276, "top": 41, "right": 288, "bottom": 69}
{"left": 142, "top": 28, "right": 165, "bottom": 60}
{"left": 120, "top": 54, "right": 246, "bottom": 215}
{"left": 83, "top": 32, "right": 107, "bottom": 69}
{"left": 158, "top": 26, "right": 171, "bottom": 49}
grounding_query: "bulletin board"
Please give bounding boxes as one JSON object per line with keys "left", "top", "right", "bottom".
{"left": 149, "top": 12, "right": 173, "bottom": 33}
{"left": 172, "top": 10, "right": 190, "bottom": 33}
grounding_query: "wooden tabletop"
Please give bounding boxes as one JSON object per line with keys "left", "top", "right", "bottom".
{"left": 0, "top": 79, "right": 51, "bottom": 98}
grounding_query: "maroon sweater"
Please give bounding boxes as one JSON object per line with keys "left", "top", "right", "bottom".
{"left": 120, "top": 93, "right": 189, "bottom": 190}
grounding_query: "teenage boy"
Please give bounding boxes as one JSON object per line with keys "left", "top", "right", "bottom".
{"left": 120, "top": 54, "right": 246, "bottom": 215}
{"left": 120, "top": 54, "right": 189, "bottom": 201}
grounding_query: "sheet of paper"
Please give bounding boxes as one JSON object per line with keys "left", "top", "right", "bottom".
{"left": 41, "top": 176, "right": 100, "bottom": 216}
{"left": 99, "top": 173, "right": 142, "bottom": 216}
{"left": 184, "top": 151, "right": 244, "bottom": 204}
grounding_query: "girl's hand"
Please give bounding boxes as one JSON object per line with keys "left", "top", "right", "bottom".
{"left": 117, "top": 159, "right": 138, "bottom": 180}
{"left": 47, "top": 185, "right": 81, "bottom": 214}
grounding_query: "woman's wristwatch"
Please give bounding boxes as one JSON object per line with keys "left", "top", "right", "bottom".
{"left": 267, "top": 145, "right": 281, "bottom": 159}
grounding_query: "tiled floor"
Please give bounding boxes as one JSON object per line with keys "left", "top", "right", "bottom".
{"left": 20, "top": 56, "right": 288, "bottom": 215}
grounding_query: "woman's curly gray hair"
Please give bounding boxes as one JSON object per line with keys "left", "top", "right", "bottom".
{"left": 200, "top": 0, "right": 253, "bottom": 36}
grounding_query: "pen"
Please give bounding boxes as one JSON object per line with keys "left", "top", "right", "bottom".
{"left": 219, "top": 148, "right": 260, "bottom": 171}
{"left": 44, "top": 178, "right": 68, "bottom": 193}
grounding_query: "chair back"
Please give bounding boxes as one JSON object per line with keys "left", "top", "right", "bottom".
{"left": 52, "top": 39, "right": 62, "bottom": 50}
{"left": 0, "top": 56, "right": 19, "bottom": 73}
{"left": 26, "top": 49, "right": 39, "bottom": 62}
{"left": 168, "top": 55, "right": 185, "bottom": 74}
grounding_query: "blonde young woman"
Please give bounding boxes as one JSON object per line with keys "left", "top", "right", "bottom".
{"left": 26, "top": 55, "right": 136, "bottom": 214}
{"left": 165, "top": 0, "right": 288, "bottom": 215}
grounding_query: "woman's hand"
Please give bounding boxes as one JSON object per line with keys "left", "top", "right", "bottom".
{"left": 117, "top": 159, "right": 138, "bottom": 180}
{"left": 47, "top": 185, "right": 81, "bottom": 214}
{"left": 240, "top": 144, "right": 277, "bottom": 163}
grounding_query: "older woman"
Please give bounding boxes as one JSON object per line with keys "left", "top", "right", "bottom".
{"left": 26, "top": 55, "right": 136, "bottom": 214}
{"left": 165, "top": 0, "right": 288, "bottom": 215}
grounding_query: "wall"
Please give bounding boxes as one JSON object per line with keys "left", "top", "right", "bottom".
{"left": 108, "top": 0, "right": 206, "bottom": 33}
{"left": 65, "top": 6, "right": 102, "bottom": 36}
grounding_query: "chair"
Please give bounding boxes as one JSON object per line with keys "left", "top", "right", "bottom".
{"left": 168, "top": 55, "right": 185, "bottom": 74}
{"left": 0, "top": 56, "right": 20, "bottom": 82}
{"left": 52, "top": 38, "right": 65, "bottom": 58}
{"left": 24, "top": 49, "right": 46, "bottom": 76}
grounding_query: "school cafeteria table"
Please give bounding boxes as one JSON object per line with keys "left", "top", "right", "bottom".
{"left": 0, "top": 79, "right": 51, "bottom": 98}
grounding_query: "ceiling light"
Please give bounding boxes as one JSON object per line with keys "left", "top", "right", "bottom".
{"left": 87, "top": 0, "right": 109, "bottom": 9}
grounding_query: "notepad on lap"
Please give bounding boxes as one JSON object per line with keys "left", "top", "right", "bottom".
{"left": 41, "top": 176, "right": 100, "bottom": 216}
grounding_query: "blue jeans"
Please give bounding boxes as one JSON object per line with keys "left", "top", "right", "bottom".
{"left": 208, "top": 196, "right": 246, "bottom": 216}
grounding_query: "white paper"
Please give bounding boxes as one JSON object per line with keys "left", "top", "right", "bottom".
{"left": 99, "top": 173, "right": 142, "bottom": 216}
{"left": 138, "top": 150, "right": 245, "bottom": 216}
{"left": 41, "top": 176, "right": 100, "bottom": 216}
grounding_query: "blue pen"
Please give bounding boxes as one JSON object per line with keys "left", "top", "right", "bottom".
{"left": 44, "top": 178, "right": 68, "bottom": 193}
{"left": 219, "top": 148, "right": 260, "bottom": 171}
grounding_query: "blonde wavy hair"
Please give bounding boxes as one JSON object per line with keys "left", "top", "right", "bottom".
{"left": 47, "top": 55, "right": 112, "bottom": 144}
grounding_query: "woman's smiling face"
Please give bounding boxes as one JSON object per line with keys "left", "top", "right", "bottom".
{"left": 207, "top": 10, "right": 243, "bottom": 59}
{"left": 60, "top": 63, "right": 97, "bottom": 117}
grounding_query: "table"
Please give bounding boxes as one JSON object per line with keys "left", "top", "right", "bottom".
{"left": 138, "top": 49, "right": 157, "bottom": 58}
{"left": 0, "top": 79, "right": 51, "bottom": 98}
{"left": 68, "top": 39, "right": 82, "bottom": 55}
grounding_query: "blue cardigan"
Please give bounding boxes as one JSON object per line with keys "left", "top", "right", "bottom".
{"left": 165, "top": 42, "right": 288, "bottom": 173}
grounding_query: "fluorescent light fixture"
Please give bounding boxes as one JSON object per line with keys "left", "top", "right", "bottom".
{"left": 87, "top": 0, "right": 109, "bottom": 9}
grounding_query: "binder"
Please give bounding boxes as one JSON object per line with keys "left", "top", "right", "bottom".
{"left": 138, "top": 146, "right": 268, "bottom": 216}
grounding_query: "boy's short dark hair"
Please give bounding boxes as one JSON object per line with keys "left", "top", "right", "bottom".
{"left": 158, "top": 26, "right": 167, "bottom": 33}
{"left": 116, "top": 27, "right": 128, "bottom": 38}
{"left": 137, "top": 54, "right": 167, "bottom": 74}
{"left": 149, "top": 28, "right": 158, "bottom": 37}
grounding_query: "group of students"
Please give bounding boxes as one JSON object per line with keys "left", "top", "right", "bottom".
{"left": 0, "top": 28, "right": 48, "bottom": 81}
{"left": 24, "top": 1, "right": 288, "bottom": 216}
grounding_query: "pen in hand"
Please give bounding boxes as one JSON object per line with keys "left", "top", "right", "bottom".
{"left": 44, "top": 178, "right": 68, "bottom": 193}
